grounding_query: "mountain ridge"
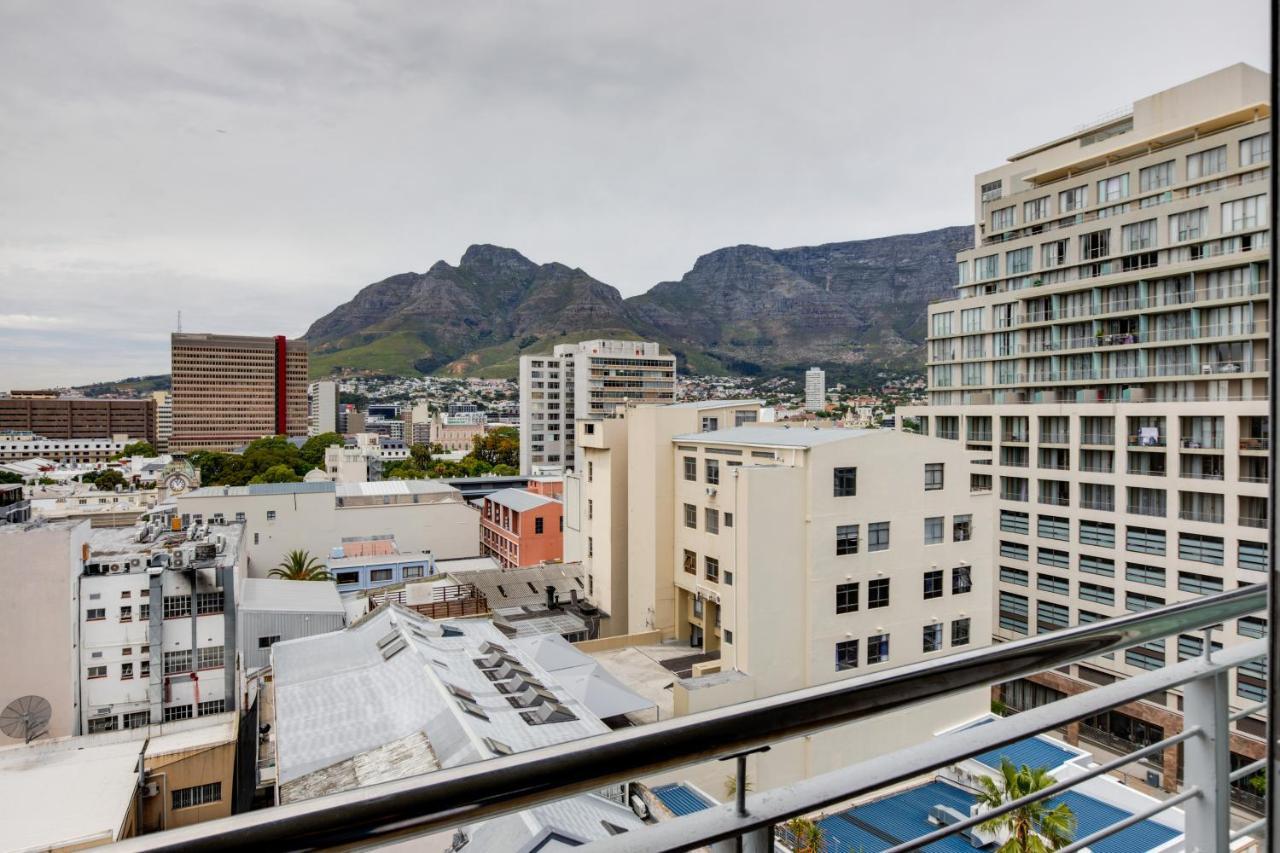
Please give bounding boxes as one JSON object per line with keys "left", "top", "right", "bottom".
{"left": 303, "top": 225, "right": 971, "bottom": 381}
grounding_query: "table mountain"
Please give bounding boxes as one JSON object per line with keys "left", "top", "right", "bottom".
{"left": 304, "top": 225, "right": 970, "bottom": 380}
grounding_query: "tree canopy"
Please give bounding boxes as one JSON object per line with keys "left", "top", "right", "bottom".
{"left": 471, "top": 426, "right": 518, "bottom": 467}
{"left": 89, "top": 468, "right": 127, "bottom": 491}
{"left": 191, "top": 435, "right": 314, "bottom": 486}
{"left": 116, "top": 441, "right": 157, "bottom": 458}
{"left": 300, "top": 432, "right": 344, "bottom": 467}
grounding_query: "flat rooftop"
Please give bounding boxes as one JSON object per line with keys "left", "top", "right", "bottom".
{"left": 673, "top": 425, "right": 871, "bottom": 448}
{"left": 240, "top": 577, "right": 346, "bottom": 614}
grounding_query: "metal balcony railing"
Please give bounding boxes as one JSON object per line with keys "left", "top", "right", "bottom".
{"left": 109, "top": 587, "right": 1267, "bottom": 853}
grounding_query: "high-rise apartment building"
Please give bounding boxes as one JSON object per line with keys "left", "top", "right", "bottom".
{"left": 152, "top": 391, "right": 172, "bottom": 451}
{"left": 899, "top": 63, "right": 1270, "bottom": 788}
{"left": 804, "top": 366, "right": 826, "bottom": 410}
{"left": 519, "top": 339, "right": 676, "bottom": 474}
{"left": 0, "top": 393, "right": 156, "bottom": 446}
{"left": 170, "top": 333, "right": 308, "bottom": 451}
{"left": 307, "top": 380, "right": 337, "bottom": 436}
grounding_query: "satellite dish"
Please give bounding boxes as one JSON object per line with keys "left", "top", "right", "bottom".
{"left": 0, "top": 695, "right": 52, "bottom": 743}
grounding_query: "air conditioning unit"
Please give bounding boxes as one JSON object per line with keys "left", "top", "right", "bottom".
{"left": 110, "top": 564, "right": 123, "bottom": 574}
{"left": 142, "top": 782, "right": 160, "bottom": 798}
{"left": 705, "top": 487, "right": 717, "bottom": 497}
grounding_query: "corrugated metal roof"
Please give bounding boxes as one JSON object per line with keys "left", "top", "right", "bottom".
{"left": 485, "top": 487, "right": 555, "bottom": 512}
{"left": 652, "top": 783, "right": 714, "bottom": 816}
{"left": 335, "top": 480, "right": 458, "bottom": 497}
{"left": 187, "top": 482, "right": 336, "bottom": 498}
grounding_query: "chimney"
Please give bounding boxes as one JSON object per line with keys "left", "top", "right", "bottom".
{"left": 545, "top": 585, "right": 558, "bottom": 610}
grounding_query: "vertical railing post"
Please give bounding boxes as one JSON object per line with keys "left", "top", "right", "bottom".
{"left": 1182, "top": 668, "right": 1229, "bottom": 853}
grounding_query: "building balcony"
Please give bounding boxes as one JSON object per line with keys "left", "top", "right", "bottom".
{"left": 118, "top": 587, "right": 1269, "bottom": 853}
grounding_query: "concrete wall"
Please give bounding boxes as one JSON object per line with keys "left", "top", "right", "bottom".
{"left": 0, "top": 521, "right": 87, "bottom": 742}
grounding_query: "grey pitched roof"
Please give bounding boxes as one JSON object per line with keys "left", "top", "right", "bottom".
{"left": 486, "top": 487, "right": 556, "bottom": 513}
{"left": 239, "top": 578, "right": 345, "bottom": 614}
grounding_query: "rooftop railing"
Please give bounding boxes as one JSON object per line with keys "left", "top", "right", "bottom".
{"left": 111, "top": 586, "right": 1266, "bottom": 853}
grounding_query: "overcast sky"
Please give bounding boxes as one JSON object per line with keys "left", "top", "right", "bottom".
{"left": 0, "top": 0, "right": 1268, "bottom": 388}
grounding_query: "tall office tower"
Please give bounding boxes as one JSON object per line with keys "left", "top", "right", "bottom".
{"left": 805, "top": 366, "right": 827, "bottom": 411}
{"left": 152, "top": 391, "right": 172, "bottom": 451}
{"left": 170, "top": 333, "right": 309, "bottom": 451}
{"left": 519, "top": 339, "right": 676, "bottom": 474}
{"left": 899, "top": 64, "right": 1270, "bottom": 790}
{"left": 307, "top": 380, "right": 337, "bottom": 436}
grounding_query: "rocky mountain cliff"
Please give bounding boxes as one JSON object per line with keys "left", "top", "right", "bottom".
{"left": 304, "top": 225, "right": 970, "bottom": 380}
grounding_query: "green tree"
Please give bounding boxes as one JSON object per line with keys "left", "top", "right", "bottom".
{"left": 243, "top": 436, "right": 309, "bottom": 477}
{"left": 384, "top": 461, "right": 428, "bottom": 480}
{"left": 408, "top": 443, "right": 434, "bottom": 469}
{"left": 269, "top": 550, "right": 333, "bottom": 581}
{"left": 116, "top": 441, "right": 157, "bottom": 458}
{"left": 300, "top": 432, "right": 344, "bottom": 467}
{"left": 0, "top": 470, "right": 23, "bottom": 486}
{"left": 977, "top": 760, "right": 1075, "bottom": 852}
{"left": 471, "top": 426, "right": 518, "bottom": 467}
{"left": 91, "top": 469, "right": 127, "bottom": 491}
{"left": 491, "top": 463, "right": 518, "bottom": 476}
{"left": 783, "top": 817, "right": 823, "bottom": 853}
{"left": 250, "top": 464, "right": 303, "bottom": 484}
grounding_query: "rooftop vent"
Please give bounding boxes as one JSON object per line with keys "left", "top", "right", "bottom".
{"left": 520, "top": 702, "right": 577, "bottom": 725}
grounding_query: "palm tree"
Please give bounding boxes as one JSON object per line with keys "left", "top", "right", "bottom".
{"left": 976, "top": 759, "right": 1076, "bottom": 852}
{"left": 270, "top": 550, "right": 333, "bottom": 581}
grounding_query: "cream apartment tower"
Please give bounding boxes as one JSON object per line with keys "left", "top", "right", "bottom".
{"left": 519, "top": 339, "right": 676, "bottom": 475}
{"left": 900, "top": 63, "right": 1271, "bottom": 788}
{"left": 566, "top": 401, "right": 992, "bottom": 789}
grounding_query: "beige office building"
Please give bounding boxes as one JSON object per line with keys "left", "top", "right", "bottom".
{"left": 567, "top": 403, "right": 992, "bottom": 789}
{"left": 170, "top": 333, "right": 309, "bottom": 451}
{"left": 900, "top": 63, "right": 1270, "bottom": 787}
{"left": 520, "top": 339, "right": 676, "bottom": 475}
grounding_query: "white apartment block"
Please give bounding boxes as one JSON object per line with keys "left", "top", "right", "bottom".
{"left": 307, "top": 381, "right": 337, "bottom": 436}
{"left": 0, "top": 432, "right": 130, "bottom": 463}
{"left": 566, "top": 402, "right": 992, "bottom": 790}
{"left": 152, "top": 391, "right": 172, "bottom": 452}
{"left": 176, "top": 480, "right": 480, "bottom": 576}
{"left": 519, "top": 339, "right": 676, "bottom": 475}
{"left": 78, "top": 518, "right": 246, "bottom": 734}
{"left": 899, "top": 63, "right": 1270, "bottom": 786}
{"left": 804, "top": 366, "right": 826, "bottom": 411}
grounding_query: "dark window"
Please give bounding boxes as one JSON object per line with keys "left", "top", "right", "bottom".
{"left": 868, "top": 578, "right": 890, "bottom": 609}
{"left": 705, "top": 459, "right": 720, "bottom": 485}
{"left": 833, "top": 467, "right": 857, "bottom": 497}
{"left": 683, "top": 456, "right": 696, "bottom": 481}
{"left": 924, "top": 463, "right": 944, "bottom": 490}
{"left": 836, "top": 524, "right": 859, "bottom": 555}
{"left": 952, "top": 566, "right": 972, "bottom": 594}
{"left": 952, "top": 618, "right": 971, "bottom": 646}
{"left": 683, "top": 504, "right": 697, "bottom": 529}
{"left": 923, "top": 570, "right": 943, "bottom": 599}
{"left": 922, "top": 624, "right": 943, "bottom": 653}
{"left": 869, "top": 522, "right": 890, "bottom": 552}
{"left": 836, "top": 582, "right": 859, "bottom": 614}
{"left": 835, "top": 639, "right": 859, "bottom": 671}
{"left": 535, "top": 517, "right": 544, "bottom": 534}
{"left": 867, "top": 633, "right": 890, "bottom": 665}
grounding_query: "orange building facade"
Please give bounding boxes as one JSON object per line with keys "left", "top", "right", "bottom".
{"left": 479, "top": 487, "right": 563, "bottom": 569}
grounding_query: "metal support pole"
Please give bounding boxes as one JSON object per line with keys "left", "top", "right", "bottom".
{"left": 736, "top": 754, "right": 748, "bottom": 817}
{"left": 1182, "top": 671, "right": 1229, "bottom": 853}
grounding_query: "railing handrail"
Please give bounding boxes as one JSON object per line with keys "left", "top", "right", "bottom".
{"left": 109, "top": 586, "right": 1266, "bottom": 853}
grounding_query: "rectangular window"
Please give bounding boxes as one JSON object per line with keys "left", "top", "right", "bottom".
{"left": 266, "top": 510, "right": 277, "bottom": 521}
{"left": 123, "top": 711, "right": 149, "bottom": 729}
{"left": 923, "top": 570, "right": 943, "bottom": 600}
{"left": 86, "top": 608, "right": 106, "bottom": 621}
{"left": 1177, "top": 634, "right": 1223, "bottom": 661}
{"left": 1079, "top": 554, "right": 1115, "bottom": 577}
{"left": 953, "top": 514, "right": 972, "bottom": 542}
{"left": 370, "top": 568, "right": 393, "bottom": 582}
{"left": 700, "top": 416, "right": 719, "bottom": 432}
{"left": 705, "top": 458, "right": 720, "bottom": 485}
{"left": 835, "top": 524, "right": 859, "bottom": 555}
{"left": 1037, "top": 600, "right": 1070, "bottom": 633}
{"left": 534, "top": 517, "right": 545, "bottom": 535}
{"left": 868, "top": 522, "right": 890, "bottom": 552}
{"left": 195, "top": 592, "right": 223, "bottom": 615}
{"left": 833, "top": 467, "right": 857, "bottom": 497}
{"left": 1000, "top": 566, "right": 1029, "bottom": 586}
{"left": 1079, "top": 520, "right": 1115, "bottom": 548}
{"left": 163, "top": 704, "right": 193, "bottom": 722}
{"left": 1041, "top": 239, "right": 1067, "bottom": 268}
{"left": 196, "top": 646, "right": 224, "bottom": 670}
{"left": 868, "top": 578, "right": 890, "bottom": 609}
{"left": 951, "top": 618, "right": 971, "bottom": 647}
{"left": 683, "top": 456, "right": 696, "bottom": 481}
{"left": 163, "top": 596, "right": 191, "bottom": 619}
{"left": 1037, "top": 547, "right": 1069, "bottom": 569}
{"left": 1097, "top": 173, "right": 1129, "bottom": 203}
{"left": 835, "top": 639, "right": 859, "bottom": 671}
{"left": 952, "top": 566, "right": 972, "bottom": 595}
{"left": 1000, "top": 510, "right": 1029, "bottom": 535}
{"left": 258, "top": 635, "right": 281, "bottom": 649}
{"left": 974, "top": 255, "right": 998, "bottom": 280}
{"left": 924, "top": 463, "right": 944, "bottom": 490}
{"left": 1240, "top": 133, "right": 1270, "bottom": 166}
{"left": 1178, "top": 571, "right": 1224, "bottom": 595}
{"left": 1125, "top": 640, "right": 1166, "bottom": 671}
{"left": 1170, "top": 207, "right": 1207, "bottom": 242}
{"left": 121, "top": 662, "right": 133, "bottom": 679}
{"left": 682, "top": 549, "right": 696, "bottom": 575}
{"left": 1186, "top": 145, "right": 1227, "bottom": 179}
{"left": 1080, "top": 228, "right": 1110, "bottom": 259}
{"left": 1139, "top": 160, "right": 1175, "bottom": 192}
{"left": 87, "top": 665, "right": 108, "bottom": 679}
{"left": 1240, "top": 540, "right": 1268, "bottom": 572}
{"left": 924, "top": 516, "right": 944, "bottom": 545}
{"left": 1121, "top": 218, "right": 1157, "bottom": 251}
{"left": 172, "top": 782, "right": 222, "bottom": 810}
{"left": 991, "top": 205, "right": 1014, "bottom": 230}
{"left": 1024, "top": 196, "right": 1049, "bottom": 221}
{"left": 1126, "top": 526, "right": 1166, "bottom": 556}
{"left": 1037, "top": 573, "right": 1068, "bottom": 596}
{"left": 198, "top": 699, "right": 226, "bottom": 716}
{"left": 163, "top": 650, "right": 192, "bottom": 674}
{"left": 683, "top": 504, "right": 697, "bottom": 529}
{"left": 1239, "top": 616, "right": 1268, "bottom": 639}
{"left": 866, "top": 633, "right": 890, "bottom": 665}
{"left": 1037, "top": 515, "right": 1069, "bottom": 541}
{"left": 835, "top": 582, "right": 859, "bottom": 614}
{"left": 1000, "top": 540, "right": 1029, "bottom": 561}
{"left": 1125, "top": 562, "right": 1166, "bottom": 587}
{"left": 1126, "top": 591, "right": 1165, "bottom": 612}
{"left": 704, "top": 557, "right": 719, "bottom": 582}
{"left": 1060, "top": 185, "right": 1086, "bottom": 212}
{"left": 88, "top": 715, "right": 117, "bottom": 733}
{"left": 1079, "top": 582, "right": 1115, "bottom": 606}
{"left": 923, "top": 624, "right": 943, "bottom": 653}
{"left": 1222, "top": 195, "right": 1267, "bottom": 233}
{"left": 1179, "top": 533, "right": 1224, "bottom": 566}
{"left": 403, "top": 565, "right": 424, "bottom": 580}
{"left": 705, "top": 508, "right": 719, "bottom": 535}
{"left": 1006, "top": 247, "right": 1032, "bottom": 274}
{"left": 999, "top": 591, "right": 1029, "bottom": 634}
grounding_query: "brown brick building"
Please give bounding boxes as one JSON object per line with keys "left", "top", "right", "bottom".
{"left": 170, "top": 333, "right": 308, "bottom": 451}
{"left": 0, "top": 395, "right": 156, "bottom": 445}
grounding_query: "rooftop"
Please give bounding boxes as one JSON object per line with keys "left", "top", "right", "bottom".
{"left": 484, "top": 487, "right": 557, "bottom": 513}
{"left": 239, "top": 577, "right": 346, "bottom": 615}
{"left": 673, "top": 425, "right": 872, "bottom": 448}
{"left": 663, "top": 399, "right": 763, "bottom": 410}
